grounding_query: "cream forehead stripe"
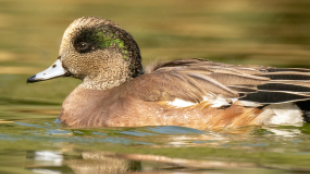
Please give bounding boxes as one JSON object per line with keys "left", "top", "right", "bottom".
{"left": 59, "top": 19, "right": 79, "bottom": 54}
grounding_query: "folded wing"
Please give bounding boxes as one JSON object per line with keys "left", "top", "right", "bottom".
{"left": 129, "top": 58, "right": 310, "bottom": 106}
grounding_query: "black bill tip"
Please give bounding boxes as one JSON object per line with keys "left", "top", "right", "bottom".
{"left": 27, "top": 75, "right": 39, "bottom": 84}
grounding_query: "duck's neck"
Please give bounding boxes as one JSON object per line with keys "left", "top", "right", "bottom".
{"left": 81, "top": 69, "right": 132, "bottom": 90}
{"left": 81, "top": 67, "right": 144, "bottom": 91}
{"left": 80, "top": 48, "right": 143, "bottom": 90}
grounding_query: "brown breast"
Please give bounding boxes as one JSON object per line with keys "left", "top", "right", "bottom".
{"left": 60, "top": 85, "right": 263, "bottom": 130}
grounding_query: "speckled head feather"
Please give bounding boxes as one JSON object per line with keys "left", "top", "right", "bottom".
{"left": 59, "top": 17, "right": 143, "bottom": 90}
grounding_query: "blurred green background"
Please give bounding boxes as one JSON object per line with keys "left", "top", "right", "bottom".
{"left": 1, "top": 0, "right": 310, "bottom": 104}
{"left": 1, "top": 1, "right": 310, "bottom": 173}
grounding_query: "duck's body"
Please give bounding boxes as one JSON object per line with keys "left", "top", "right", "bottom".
{"left": 61, "top": 83, "right": 262, "bottom": 129}
{"left": 28, "top": 17, "right": 310, "bottom": 130}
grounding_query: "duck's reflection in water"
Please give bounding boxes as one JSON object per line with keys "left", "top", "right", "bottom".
{"left": 24, "top": 126, "right": 309, "bottom": 174}
{"left": 26, "top": 147, "right": 310, "bottom": 174}
{"left": 67, "top": 152, "right": 141, "bottom": 174}
{"left": 27, "top": 150, "right": 257, "bottom": 174}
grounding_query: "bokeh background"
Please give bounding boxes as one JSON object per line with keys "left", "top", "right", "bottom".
{"left": 1, "top": 0, "right": 310, "bottom": 173}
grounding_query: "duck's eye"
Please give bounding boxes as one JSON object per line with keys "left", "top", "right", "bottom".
{"left": 75, "top": 42, "right": 90, "bottom": 53}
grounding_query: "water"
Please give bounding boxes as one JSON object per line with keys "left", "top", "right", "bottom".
{"left": 1, "top": 0, "right": 310, "bottom": 173}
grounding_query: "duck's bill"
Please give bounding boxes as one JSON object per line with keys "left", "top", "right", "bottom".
{"left": 27, "top": 58, "right": 69, "bottom": 83}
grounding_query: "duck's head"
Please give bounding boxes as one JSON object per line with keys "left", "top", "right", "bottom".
{"left": 27, "top": 17, "right": 143, "bottom": 90}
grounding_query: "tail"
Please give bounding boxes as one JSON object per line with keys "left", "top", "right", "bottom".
{"left": 296, "top": 100, "right": 310, "bottom": 123}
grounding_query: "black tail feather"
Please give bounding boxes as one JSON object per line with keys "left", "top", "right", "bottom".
{"left": 240, "top": 91, "right": 310, "bottom": 104}
{"left": 258, "top": 83, "right": 310, "bottom": 93}
{"left": 296, "top": 100, "right": 310, "bottom": 123}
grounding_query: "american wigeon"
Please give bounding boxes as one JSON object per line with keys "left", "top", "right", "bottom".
{"left": 27, "top": 17, "right": 310, "bottom": 130}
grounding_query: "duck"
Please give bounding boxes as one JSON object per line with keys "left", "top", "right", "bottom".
{"left": 27, "top": 17, "right": 310, "bottom": 130}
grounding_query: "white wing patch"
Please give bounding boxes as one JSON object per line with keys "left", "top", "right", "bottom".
{"left": 167, "top": 95, "right": 238, "bottom": 108}
{"left": 208, "top": 96, "right": 236, "bottom": 108}
{"left": 236, "top": 100, "right": 263, "bottom": 107}
{"left": 167, "top": 98, "right": 196, "bottom": 107}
